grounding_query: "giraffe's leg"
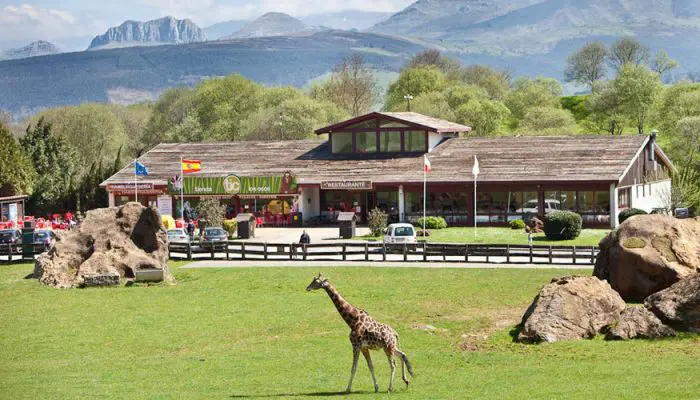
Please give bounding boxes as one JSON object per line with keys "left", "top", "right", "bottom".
{"left": 345, "top": 348, "right": 360, "bottom": 393}
{"left": 385, "top": 348, "right": 396, "bottom": 392}
{"left": 362, "top": 349, "right": 379, "bottom": 393}
{"left": 395, "top": 349, "right": 410, "bottom": 386}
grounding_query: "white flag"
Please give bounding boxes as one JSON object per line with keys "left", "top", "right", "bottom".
{"left": 472, "top": 155, "right": 480, "bottom": 176}
{"left": 424, "top": 155, "right": 432, "bottom": 173}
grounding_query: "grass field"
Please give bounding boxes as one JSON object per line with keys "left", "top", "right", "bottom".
{"left": 1, "top": 262, "right": 698, "bottom": 399}
{"left": 358, "top": 227, "right": 609, "bottom": 246}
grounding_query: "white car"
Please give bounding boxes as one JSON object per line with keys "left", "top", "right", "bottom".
{"left": 383, "top": 223, "right": 417, "bottom": 244}
{"left": 167, "top": 228, "right": 190, "bottom": 244}
{"left": 515, "top": 199, "right": 561, "bottom": 214}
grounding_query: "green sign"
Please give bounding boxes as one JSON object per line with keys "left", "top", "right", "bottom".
{"left": 169, "top": 173, "right": 297, "bottom": 196}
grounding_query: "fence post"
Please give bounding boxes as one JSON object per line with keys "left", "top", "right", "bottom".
{"left": 529, "top": 245, "right": 533, "bottom": 263}
{"left": 403, "top": 243, "right": 408, "bottom": 262}
{"left": 264, "top": 243, "right": 268, "bottom": 260}
{"left": 548, "top": 246, "right": 553, "bottom": 264}
{"left": 423, "top": 242, "right": 427, "bottom": 262}
{"left": 10, "top": 243, "right": 14, "bottom": 263}
{"left": 506, "top": 244, "right": 510, "bottom": 263}
{"left": 187, "top": 242, "right": 192, "bottom": 261}
{"left": 382, "top": 243, "right": 386, "bottom": 261}
{"left": 342, "top": 244, "right": 347, "bottom": 261}
{"left": 443, "top": 244, "right": 447, "bottom": 262}
{"left": 465, "top": 244, "right": 469, "bottom": 262}
{"left": 591, "top": 246, "right": 595, "bottom": 264}
{"left": 364, "top": 243, "right": 369, "bottom": 261}
{"left": 572, "top": 246, "right": 577, "bottom": 264}
{"left": 290, "top": 243, "right": 295, "bottom": 260}
{"left": 486, "top": 245, "right": 490, "bottom": 263}
{"left": 242, "top": 242, "right": 246, "bottom": 260}
{"left": 210, "top": 243, "right": 215, "bottom": 260}
{"left": 303, "top": 244, "right": 307, "bottom": 261}
{"left": 226, "top": 242, "right": 230, "bottom": 260}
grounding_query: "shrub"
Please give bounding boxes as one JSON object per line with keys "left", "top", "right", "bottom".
{"left": 543, "top": 211, "right": 582, "bottom": 240}
{"left": 223, "top": 219, "right": 237, "bottom": 237}
{"left": 416, "top": 216, "right": 448, "bottom": 229}
{"left": 368, "top": 208, "right": 388, "bottom": 237}
{"left": 509, "top": 219, "right": 526, "bottom": 230}
{"left": 618, "top": 208, "right": 647, "bottom": 224}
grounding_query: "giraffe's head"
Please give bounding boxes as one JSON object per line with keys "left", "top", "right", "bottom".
{"left": 306, "top": 273, "right": 328, "bottom": 291}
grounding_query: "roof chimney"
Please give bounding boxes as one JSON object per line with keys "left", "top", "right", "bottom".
{"left": 649, "top": 130, "right": 658, "bottom": 162}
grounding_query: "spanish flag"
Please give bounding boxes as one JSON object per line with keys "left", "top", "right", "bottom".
{"left": 182, "top": 159, "right": 201, "bottom": 174}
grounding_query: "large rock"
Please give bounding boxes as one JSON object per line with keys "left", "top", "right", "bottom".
{"left": 34, "top": 202, "right": 173, "bottom": 288}
{"left": 518, "top": 276, "right": 626, "bottom": 343}
{"left": 594, "top": 215, "right": 700, "bottom": 301}
{"left": 645, "top": 273, "right": 700, "bottom": 332}
{"left": 605, "top": 306, "right": 676, "bottom": 340}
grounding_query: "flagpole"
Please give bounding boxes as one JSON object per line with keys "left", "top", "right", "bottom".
{"left": 180, "top": 156, "right": 184, "bottom": 220}
{"left": 134, "top": 159, "right": 138, "bottom": 204}
{"left": 474, "top": 174, "right": 477, "bottom": 240}
{"left": 423, "top": 157, "right": 426, "bottom": 234}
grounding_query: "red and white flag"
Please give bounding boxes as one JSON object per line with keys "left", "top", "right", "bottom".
{"left": 424, "top": 155, "right": 432, "bottom": 174}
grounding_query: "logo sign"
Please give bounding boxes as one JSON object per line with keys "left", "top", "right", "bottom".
{"left": 320, "top": 181, "right": 373, "bottom": 191}
{"left": 223, "top": 175, "right": 242, "bottom": 194}
{"left": 108, "top": 183, "right": 154, "bottom": 191}
{"left": 168, "top": 173, "right": 297, "bottom": 195}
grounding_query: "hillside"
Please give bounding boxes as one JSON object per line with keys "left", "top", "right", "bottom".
{"left": 88, "top": 16, "right": 206, "bottom": 50}
{"left": 228, "top": 12, "right": 312, "bottom": 39}
{"left": 204, "top": 20, "right": 249, "bottom": 40}
{"left": 1, "top": 41, "right": 61, "bottom": 60}
{"left": 302, "top": 10, "right": 394, "bottom": 31}
{"left": 0, "top": 30, "right": 425, "bottom": 116}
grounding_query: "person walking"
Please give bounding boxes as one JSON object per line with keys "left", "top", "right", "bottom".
{"left": 299, "top": 230, "right": 310, "bottom": 244}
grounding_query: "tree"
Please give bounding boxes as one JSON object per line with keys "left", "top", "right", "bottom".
{"left": 144, "top": 87, "right": 196, "bottom": 148}
{"left": 385, "top": 67, "right": 447, "bottom": 111}
{"left": 504, "top": 77, "right": 563, "bottom": 127}
{"left": 613, "top": 64, "right": 661, "bottom": 135}
{"left": 652, "top": 50, "right": 679, "bottom": 79}
{"left": 460, "top": 65, "right": 510, "bottom": 100}
{"left": 456, "top": 99, "right": 510, "bottom": 136}
{"left": 410, "top": 91, "right": 457, "bottom": 122}
{"left": 110, "top": 103, "right": 152, "bottom": 157}
{"left": 19, "top": 118, "right": 79, "bottom": 213}
{"left": 312, "top": 53, "right": 379, "bottom": 117}
{"left": 565, "top": 41, "right": 607, "bottom": 90}
{"left": 608, "top": 37, "right": 649, "bottom": 71}
{"left": 407, "top": 50, "right": 461, "bottom": 80}
{"left": 197, "top": 198, "right": 226, "bottom": 228}
{"left": 586, "top": 81, "right": 626, "bottom": 135}
{"left": 0, "top": 122, "right": 35, "bottom": 197}
{"left": 517, "top": 107, "right": 577, "bottom": 135}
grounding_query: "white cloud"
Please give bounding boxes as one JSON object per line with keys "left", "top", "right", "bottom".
{"left": 0, "top": 3, "right": 100, "bottom": 42}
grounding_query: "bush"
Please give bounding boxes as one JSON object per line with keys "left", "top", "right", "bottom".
{"left": 223, "top": 219, "right": 237, "bottom": 237}
{"left": 509, "top": 219, "right": 526, "bottom": 230}
{"left": 197, "top": 198, "right": 226, "bottom": 228}
{"left": 543, "top": 211, "right": 582, "bottom": 240}
{"left": 416, "top": 216, "right": 448, "bottom": 229}
{"left": 618, "top": 208, "right": 647, "bottom": 224}
{"left": 368, "top": 208, "right": 388, "bottom": 237}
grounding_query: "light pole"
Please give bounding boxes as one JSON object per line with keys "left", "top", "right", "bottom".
{"left": 404, "top": 94, "right": 413, "bottom": 111}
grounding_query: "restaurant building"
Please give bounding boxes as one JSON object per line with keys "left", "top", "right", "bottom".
{"left": 101, "top": 112, "right": 674, "bottom": 228}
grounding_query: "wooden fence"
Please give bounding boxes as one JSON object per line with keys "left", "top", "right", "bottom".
{"left": 168, "top": 241, "right": 599, "bottom": 265}
{"left": 1, "top": 242, "right": 599, "bottom": 266}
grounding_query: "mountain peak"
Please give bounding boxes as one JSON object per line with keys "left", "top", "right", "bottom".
{"left": 228, "top": 12, "right": 310, "bottom": 39}
{"left": 1, "top": 40, "right": 61, "bottom": 60}
{"left": 89, "top": 17, "right": 206, "bottom": 50}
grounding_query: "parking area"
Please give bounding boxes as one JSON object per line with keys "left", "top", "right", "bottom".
{"left": 241, "top": 226, "right": 372, "bottom": 243}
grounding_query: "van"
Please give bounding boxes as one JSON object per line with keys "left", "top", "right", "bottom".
{"left": 383, "top": 223, "right": 417, "bottom": 244}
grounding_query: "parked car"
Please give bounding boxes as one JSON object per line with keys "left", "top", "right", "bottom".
{"left": 167, "top": 228, "right": 190, "bottom": 244}
{"left": 515, "top": 199, "right": 561, "bottom": 214}
{"left": 383, "top": 223, "right": 417, "bottom": 244}
{"left": 0, "top": 229, "right": 22, "bottom": 245}
{"left": 201, "top": 227, "right": 228, "bottom": 249}
{"left": 32, "top": 230, "right": 56, "bottom": 248}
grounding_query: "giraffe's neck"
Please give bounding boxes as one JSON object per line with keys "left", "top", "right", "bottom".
{"left": 323, "top": 283, "right": 361, "bottom": 328}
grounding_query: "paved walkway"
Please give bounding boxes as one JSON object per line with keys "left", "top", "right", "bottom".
{"left": 181, "top": 260, "right": 593, "bottom": 269}
{"left": 244, "top": 226, "right": 371, "bottom": 243}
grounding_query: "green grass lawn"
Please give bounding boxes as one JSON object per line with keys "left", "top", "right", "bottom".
{"left": 1, "top": 262, "right": 698, "bottom": 399}
{"left": 357, "top": 227, "right": 609, "bottom": 246}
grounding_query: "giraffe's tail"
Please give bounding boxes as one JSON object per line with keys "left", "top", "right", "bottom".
{"left": 396, "top": 350, "right": 414, "bottom": 377}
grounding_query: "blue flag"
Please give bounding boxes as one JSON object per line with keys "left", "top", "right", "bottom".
{"left": 135, "top": 160, "right": 149, "bottom": 176}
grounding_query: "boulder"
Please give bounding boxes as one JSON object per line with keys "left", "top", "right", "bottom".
{"left": 594, "top": 215, "right": 700, "bottom": 301}
{"left": 605, "top": 306, "right": 676, "bottom": 340}
{"left": 518, "top": 276, "right": 625, "bottom": 343}
{"left": 34, "top": 202, "right": 174, "bottom": 288}
{"left": 644, "top": 273, "right": 700, "bottom": 332}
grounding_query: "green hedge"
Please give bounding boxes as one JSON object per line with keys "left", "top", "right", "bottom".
{"left": 543, "top": 211, "right": 582, "bottom": 240}
{"left": 618, "top": 208, "right": 647, "bottom": 224}
{"left": 509, "top": 219, "right": 526, "bottom": 230}
{"left": 416, "top": 216, "right": 448, "bottom": 229}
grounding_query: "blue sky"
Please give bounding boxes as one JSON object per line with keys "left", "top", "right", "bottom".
{"left": 0, "top": 0, "right": 413, "bottom": 44}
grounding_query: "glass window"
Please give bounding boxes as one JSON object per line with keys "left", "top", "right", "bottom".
{"left": 379, "top": 119, "right": 410, "bottom": 128}
{"left": 579, "top": 191, "right": 595, "bottom": 213}
{"left": 332, "top": 133, "right": 352, "bottom": 153}
{"left": 405, "top": 131, "right": 425, "bottom": 152}
{"left": 380, "top": 132, "right": 401, "bottom": 152}
{"left": 344, "top": 120, "right": 375, "bottom": 129}
{"left": 356, "top": 132, "right": 376, "bottom": 153}
{"left": 596, "top": 191, "right": 610, "bottom": 213}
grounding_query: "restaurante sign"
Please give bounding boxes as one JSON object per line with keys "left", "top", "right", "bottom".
{"left": 169, "top": 172, "right": 297, "bottom": 195}
{"left": 320, "top": 181, "right": 373, "bottom": 190}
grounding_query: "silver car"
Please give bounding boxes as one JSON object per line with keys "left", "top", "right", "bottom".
{"left": 167, "top": 228, "right": 190, "bottom": 244}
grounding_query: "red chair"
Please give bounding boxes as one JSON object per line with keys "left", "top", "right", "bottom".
{"left": 274, "top": 214, "right": 283, "bottom": 226}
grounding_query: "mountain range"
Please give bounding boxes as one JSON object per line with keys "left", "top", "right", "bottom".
{"left": 0, "top": 41, "right": 60, "bottom": 60}
{"left": 88, "top": 16, "right": 206, "bottom": 50}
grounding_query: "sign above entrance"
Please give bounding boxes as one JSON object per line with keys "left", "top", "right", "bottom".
{"left": 107, "top": 183, "right": 167, "bottom": 195}
{"left": 321, "top": 181, "right": 373, "bottom": 191}
{"left": 168, "top": 172, "right": 297, "bottom": 196}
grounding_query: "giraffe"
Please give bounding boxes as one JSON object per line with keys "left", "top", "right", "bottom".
{"left": 306, "top": 273, "right": 413, "bottom": 393}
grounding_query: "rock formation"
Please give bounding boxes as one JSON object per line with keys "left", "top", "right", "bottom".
{"left": 88, "top": 16, "right": 206, "bottom": 50}
{"left": 594, "top": 215, "right": 700, "bottom": 301}
{"left": 1, "top": 40, "right": 60, "bottom": 60}
{"left": 645, "top": 273, "right": 700, "bottom": 332}
{"left": 605, "top": 306, "right": 676, "bottom": 340}
{"left": 34, "top": 202, "right": 173, "bottom": 288}
{"left": 518, "top": 276, "right": 626, "bottom": 343}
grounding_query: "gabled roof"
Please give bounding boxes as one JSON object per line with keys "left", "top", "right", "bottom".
{"left": 101, "top": 134, "right": 657, "bottom": 187}
{"left": 314, "top": 111, "right": 472, "bottom": 134}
